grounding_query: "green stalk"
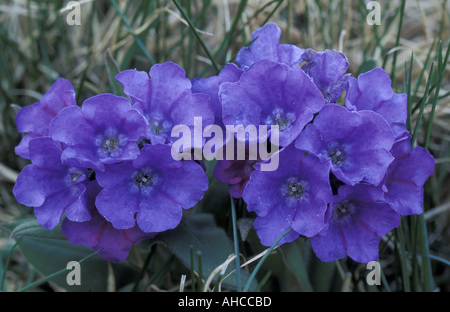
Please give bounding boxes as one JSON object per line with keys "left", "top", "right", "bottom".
{"left": 132, "top": 245, "right": 156, "bottom": 292}
{"left": 411, "top": 64, "right": 434, "bottom": 148}
{"left": 417, "top": 41, "right": 450, "bottom": 292}
{"left": 409, "top": 216, "right": 420, "bottom": 291}
{"left": 261, "top": 0, "right": 285, "bottom": 27}
{"left": 197, "top": 251, "right": 203, "bottom": 291}
{"left": 390, "top": 0, "right": 406, "bottom": 83}
{"left": 243, "top": 229, "right": 292, "bottom": 292}
{"left": 172, "top": 0, "right": 220, "bottom": 74}
{"left": 110, "top": 0, "right": 155, "bottom": 66}
{"left": 212, "top": 0, "right": 248, "bottom": 63}
{"left": 190, "top": 245, "right": 195, "bottom": 292}
{"left": 425, "top": 41, "right": 450, "bottom": 149}
{"left": 406, "top": 53, "right": 414, "bottom": 132}
{"left": 418, "top": 213, "right": 433, "bottom": 291}
{"left": 0, "top": 238, "right": 22, "bottom": 292}
{"left": 412, "top": 38, "right": 436, "bottom": 104}
{"left": 395, "top": 224, "right": 411, "bottom": 291}
{"left": 230, "top": 196, "right": 242, "bottom": 291}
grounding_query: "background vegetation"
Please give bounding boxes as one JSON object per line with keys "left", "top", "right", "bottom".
{"left": 0, "top": 0, "right": 449, "bottom": 292}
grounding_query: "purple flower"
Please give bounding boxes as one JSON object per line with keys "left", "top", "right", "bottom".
{"left": 95, "top": 144, "right": 208, "bottom": 233}
{"left": 13, "top": 137, "right": 89, "bottom": 230}
{"left": 295, "top": 104, "right": 395, "bottom": 186}
{"left": 115, "top": 61, "right": 214, "bottom": 149}
{"left": 213, "top": 143, "right": 259, "bottom": 198}
{"left": 345, "top": 67, "right": 408, "bottom": 139}
{"left": 62, "top": 181, "right": 155, "bottom": 263}
{"left": 234, "top": 23, "right": 349, "bottom": 103}
{"left": 235, "top": 22, "right": 304, "bottom": 70}
{"left": 15, "top": 78, "right": 76, "bottom": 159}
{"left": 49, "top": 93, "right": 148, "bottom": 172}
{"left": 382, "top": 134, "right": 435, "bottom": 215}
{"left": 220, "top": 59, "right": 325, "bottom": 148}
{"left": 192, "top": 63, "right": 244, "bottom": 128}
{"left": 300, "top": 49, "right": 350, "bottom": 103}
{"left": 311, "top": 184, "right": 400, "bottom": 263}
{"left": 242, "top": 144, "right": 333, "bottom": 246}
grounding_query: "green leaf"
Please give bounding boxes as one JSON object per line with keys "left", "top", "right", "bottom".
{"left": 10, "top": 219, "right": 138, "bottom": 292}
{"left": 305, "top": 246, "right": 339, "bottom": 292}
{"left": 110, "top": 0, "right": 155, "bottom": 66}
{"left": 357, "top": 57, "right": 377, "bottom": 75}
{"left": 280, "top": 241, "right": 313, "bottom": 292}
{"left": 149, "top": 213, "right": 257, "bottom": 291}
{"left": 105, "top": 48, "right": 126, "bottom": 98}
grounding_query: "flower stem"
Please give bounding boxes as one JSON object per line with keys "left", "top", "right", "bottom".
{"left": 243, "top": 228, "right": 292, "bottom": 292}
{"left": 172, "top": 0, "right": 220, "bottom": 74}
{"left": 230, "top": 196, "right": 241, "bottom": 292}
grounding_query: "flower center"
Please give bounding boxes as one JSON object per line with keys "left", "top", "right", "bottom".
{"left": 67, "top": 168, "right": 85, "bottom": 186}
{"left": 102, "top": 136, "right": 119, "bottom": 153}
{"left": 328, "top": 147, "right": 346, "bottom": 166}
{"left": 334, "top": 201, "right": 351, "bottom": 219}
{"left": 149, "top": 116, "right": 172, "bottom": 137}
{"left": 150, "top": 119, "right": 163, "bottom": 135}
{"left": 285, "top": 179, "right": 305, "bottom": 199}
{"left": 266, "top": 109, "right": 295, "bottom": 132}
{"left": 274, "top": 113, "right": 291, "bottom": 131}
{"left": 132, "top": 170, "right": 157, "bottom": 189}
{"left": 71, "top": 171, "right": 82, "bottom": 183}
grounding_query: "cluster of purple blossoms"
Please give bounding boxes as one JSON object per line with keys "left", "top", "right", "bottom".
{"left": 13, "top": 22, "right": 434, "bottom": 264}
{"left": 194, "top": 23, "right": 435, "bottom": 263}
{"left": 13, "top": 63, "right": 211, "bottom": 262}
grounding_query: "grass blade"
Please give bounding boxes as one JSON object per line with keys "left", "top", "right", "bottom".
{"left": 230, "top": 196, "right": 241, "bottom": 292}
{"left": 243, "top": 229, "right": 292, "bottom": 292}
{"left": 17, "top": 249, "right": 102, "bottom": 292}
{"left": 172, "top": 0, "right": 220, "bottom": 74}
{"left": 110, "top": 0, "right": 156, "bottom": 66}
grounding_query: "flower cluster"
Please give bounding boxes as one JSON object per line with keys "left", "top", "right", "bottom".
{"left": 13, "top": 63, "right": 211, "bottom": 262}
{"left": 197, "top": 23, "right": 435, "bottom": 263}
{"left": 13, "top": 22, "right": 434, "bottom": 264}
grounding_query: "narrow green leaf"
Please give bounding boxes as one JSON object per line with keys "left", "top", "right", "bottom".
{"left": 425, "top": 40, "right": 450, "bottom": 150}
{"left": 243, "top": 229, "right": 292, "bottom": 292}
{"left": 230, "top": 196, "right": 241, "bottom": 292}
{"left": 212, "top": 0, "right": 248, "bottom": 63}
{"left": 261, "top": 0, "right": 285, "bottom": 27}
{"left": 110, "top": 0, "right": 155, "bottom": 66}
{"left": 390, "top": 0, "right": 406, "bottom": 82}
{"left": 280, "top": 241, "right": 313, "bottom": 292}
{"left": 394, "top": 224, "right": 411, "bottom": 292}
{"left": 413, "top": 38, "right": 436, "bottom": 102}
{"left": 411, "top": 64, "right": 434, "bottom": 148}
{"left": 406, "top": 53, "right": 414, "bottom": 133}
{"left": 418, "top": 213, "right": 434, "bottom": 291}
{"left": 105, "top": 48, "right": 127, "bottom": 98}
{"left": 172, "top": 0, "right": 220, "bottom": 74}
